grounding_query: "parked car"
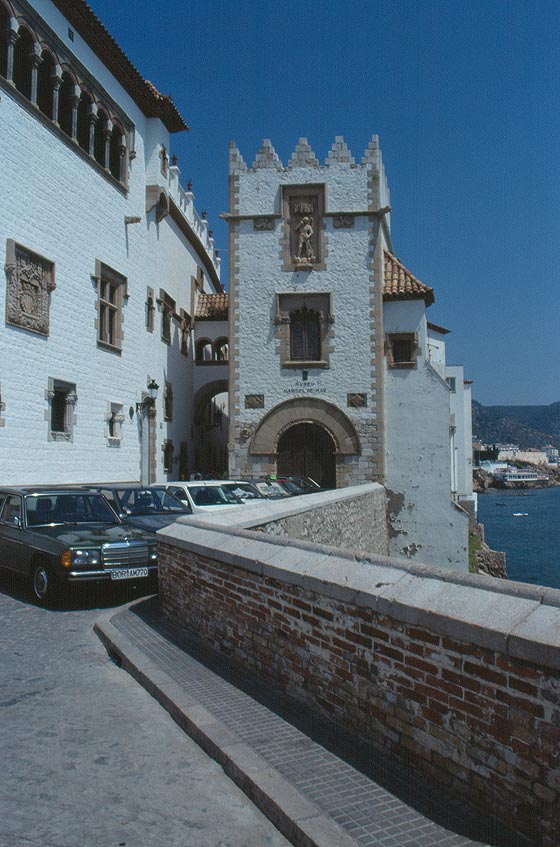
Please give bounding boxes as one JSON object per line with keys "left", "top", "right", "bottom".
{"left": 273, "top": 475, "right": 323, "bottom": 494}
{"left": 165, "top": 481, "right": 244, "bottom": 513}
{"left": 220, "top": 481, "right": 268, "bottom": 502}
{"left": 240, "top": 478, "right": 293, "bottom": 499}
{"left": 88, "top": 485, "right": 191, "bottom": 532}
{"left": 0, "top": 487, "right": 158, "bottom": 604}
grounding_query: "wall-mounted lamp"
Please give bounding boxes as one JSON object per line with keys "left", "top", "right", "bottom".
{"left": 136, "top": 378, "right": 159, "bottom": 412}
{"left": 125, "top": 216, "right": 142, "bottom": 225}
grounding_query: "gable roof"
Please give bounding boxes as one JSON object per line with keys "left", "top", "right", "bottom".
{"left": 51, "top": 0, "right": 188, "bottom": 133}
{"left": 383, "top": 251, "right": 435, "bottom": 306}
{"left": 195, "top": 293, "right": 229, "bottom": 321}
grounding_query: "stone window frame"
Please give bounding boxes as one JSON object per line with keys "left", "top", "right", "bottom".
{"left": 163, "top": 381, "right": 173, "bottom": 422}
{"left": 385, "top": 332, "right": 419, "bottom": 369}
{"left": 94, "top": 260, "right": 127, "bottom": 352}
{"left": 146, "top": 287, "right": 155, "bottom": 332}
{"left": 274, "top": 292, "right": 334, "bottom": 370}
{"left": 159, "top": 290, "right": 176, "bottom": 345}
{"left": 281, "top": 184, "right": 327, "bottom": 272}
{"left": 45, "top": 377, "right": 77, "bottom": 442}
{"left": 106, "top": 401, "right": 125, "bottom": 446}
{"left": 5, "top": 239, "right": 56, "bottom": 336}
{"left": 162, "top": 439, "right": 174, "bottom": 474}
{"left": 180, "top": 308, "right": 191, "bottom": 356}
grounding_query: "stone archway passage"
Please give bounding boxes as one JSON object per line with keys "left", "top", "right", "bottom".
{"left": 250, "top": 397, "right": 361, "bottom": 467}
{"left": 277, "top": 422, "right": 336, "bottom": 489}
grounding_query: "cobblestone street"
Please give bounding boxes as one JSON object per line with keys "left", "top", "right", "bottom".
{"left": 0, "top": 574, "right": 289, "bottom": 847}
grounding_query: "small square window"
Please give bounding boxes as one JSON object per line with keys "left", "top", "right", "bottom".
{"left": 386, "top": 333, "right": 418, "bottom": 369}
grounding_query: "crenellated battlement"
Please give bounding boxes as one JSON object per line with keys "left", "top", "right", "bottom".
{"left": 229, "top": 134, "right": 385, "bottom": 173}
{"left": 228, "top": 134, "right": 391, "bottom": 220}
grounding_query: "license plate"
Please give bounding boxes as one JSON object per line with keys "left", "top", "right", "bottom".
{"left": 109, "top": 567, "right": 149, "bottom": 581}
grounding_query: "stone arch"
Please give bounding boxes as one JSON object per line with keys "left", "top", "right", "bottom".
{"left": 250, "top": 397, "right": 361, "bottom": 456}
{"left": 195, "top": 379, "right": 228, "bottom": 420}
{"left": 194, "top": 379, "right": 229, "bottom": 477}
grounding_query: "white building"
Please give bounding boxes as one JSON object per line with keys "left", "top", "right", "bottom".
{"left": 226, "top": 138, "right": 473, "bottom": 568}
{"left": 1, "top": 1, "right": 474, "bottom": 570}
{"left": 0, "top": 0, "right": 223, "bottom": 486}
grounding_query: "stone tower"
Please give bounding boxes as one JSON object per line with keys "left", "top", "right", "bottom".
{"left": 225, "top": 136, "right": 391, "bottom": 488}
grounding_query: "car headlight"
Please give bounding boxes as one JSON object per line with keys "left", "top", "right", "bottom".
{"left": 61, "top": 548, "right": 101, "bottom": 568}
{"left": 149, "top": 547, "right": 158, "bottom": 562}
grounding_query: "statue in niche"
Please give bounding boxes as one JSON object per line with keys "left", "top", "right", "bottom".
{"left": 295, "top": 216, "right": 315, "bottom": 262}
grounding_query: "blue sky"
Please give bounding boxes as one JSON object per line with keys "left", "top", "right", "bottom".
{"left": 88, "top": 0, "right": 560, "bottom": 406}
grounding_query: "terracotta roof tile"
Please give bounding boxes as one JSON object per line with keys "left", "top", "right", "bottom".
{"left": 51, "top": 1, "right": 188, "bottom": 133}
{"left": 383, "top": 251, "right": 435, "bottom": 306}
{"left": 195, "top": 293, "right": 229, "bottom": 321}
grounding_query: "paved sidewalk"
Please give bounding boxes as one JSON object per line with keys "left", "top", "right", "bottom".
{"left": 95, "top": 597, "right": 518, "bottom": 847}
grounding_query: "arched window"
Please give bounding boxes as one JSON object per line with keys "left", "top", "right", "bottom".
{"left": 0, "top": 5, "right": 10, "bottom": 79}
{"left": 290, "top": 306, "right": 321, "bottom": 361}
{"left": 196, "top": 339, "right": 213, "bottom": 363}
{"left": 214, "top": 338, "right": 229, "bottom": 362}
{"left": 58, "top": 70, "right": 74, "bottom": 137}
{"left": 13, "top": 25, "right": 34, "bottom": 99}
{"left": 109, "top": 123, "right": 123, "bottom": 180}
{"left": 93, "top": 107, "right": 108, "bottom": 166}
{"left": 76, "top": 89, "right": 92, "bottom": 152}
{"left": 37, "top": 48, "right": 55, "bottom": 118}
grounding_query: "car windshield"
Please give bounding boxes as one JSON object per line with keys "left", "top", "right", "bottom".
{"left": 223, "top": 483, "right": 264, "bottom": 500}
{"left": 187, "top": 485, "right": 241, "bottom": 506}
{"left": 26, "top": 493, "right": 118, "bottom": 526}
{"left": 114, "top": 488, "right": 186, "bottom": 516}
{"left": 253, "top": 481, "right": 290, "bottom": 497}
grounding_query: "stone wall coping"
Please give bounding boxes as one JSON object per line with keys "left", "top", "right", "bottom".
{"left": 159, "top": 508, "right": 560, "bottom": 670}
{"left": 183, "top": 483, "right": 385, "bottom": 529}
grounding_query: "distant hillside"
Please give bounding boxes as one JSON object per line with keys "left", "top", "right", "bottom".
{"left": 472, "top": 401, "right": 560, "bottom": 450}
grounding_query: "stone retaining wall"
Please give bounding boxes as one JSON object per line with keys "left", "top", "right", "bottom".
{"left": 159, "top": 517, "right": 560, "bottom": 847}
{"left": 251, "top": 485, "right": 388, "bottom": 554}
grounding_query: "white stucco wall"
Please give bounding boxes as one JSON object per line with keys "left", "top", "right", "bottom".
{"left": 0, "top": 0, "right": 219, "bottom": 485}
{"left": 228, "top": 149, "right": 385, "bottom": 485}
{"left": 383, "top": 302, "right": 468, "bottom": 569}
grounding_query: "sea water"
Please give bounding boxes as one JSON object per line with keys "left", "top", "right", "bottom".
{"left": 477, "top": 486, "right": 560, "bottom": 589}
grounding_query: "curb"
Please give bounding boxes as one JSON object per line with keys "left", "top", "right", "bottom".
{"left": 94, "top": 601, "right": 357, "bottom": 847}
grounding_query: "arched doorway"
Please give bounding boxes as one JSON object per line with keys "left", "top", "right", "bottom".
{"left": 277, "top": 423, "right": 336, "bottom": 489}
{"left": 194, "top": 379, "right": 229, "bottom": 478}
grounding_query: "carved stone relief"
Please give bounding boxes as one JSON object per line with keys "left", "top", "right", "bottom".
{"left": 5, "top": 240, "right": 56, "bottom": 335}
{"left": 333, "top": 215, "right": 355, "bottom": 229}
{"left": 253, "top": 217, "right": 275, "bottom": 231}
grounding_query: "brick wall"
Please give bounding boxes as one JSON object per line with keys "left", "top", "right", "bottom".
{"left": 159, "top": 521, "right": 560, "bottom": 846}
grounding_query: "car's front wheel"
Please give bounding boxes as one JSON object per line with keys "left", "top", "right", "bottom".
{"left": 31, "top": 560, "right": 58, "bottom": 605}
